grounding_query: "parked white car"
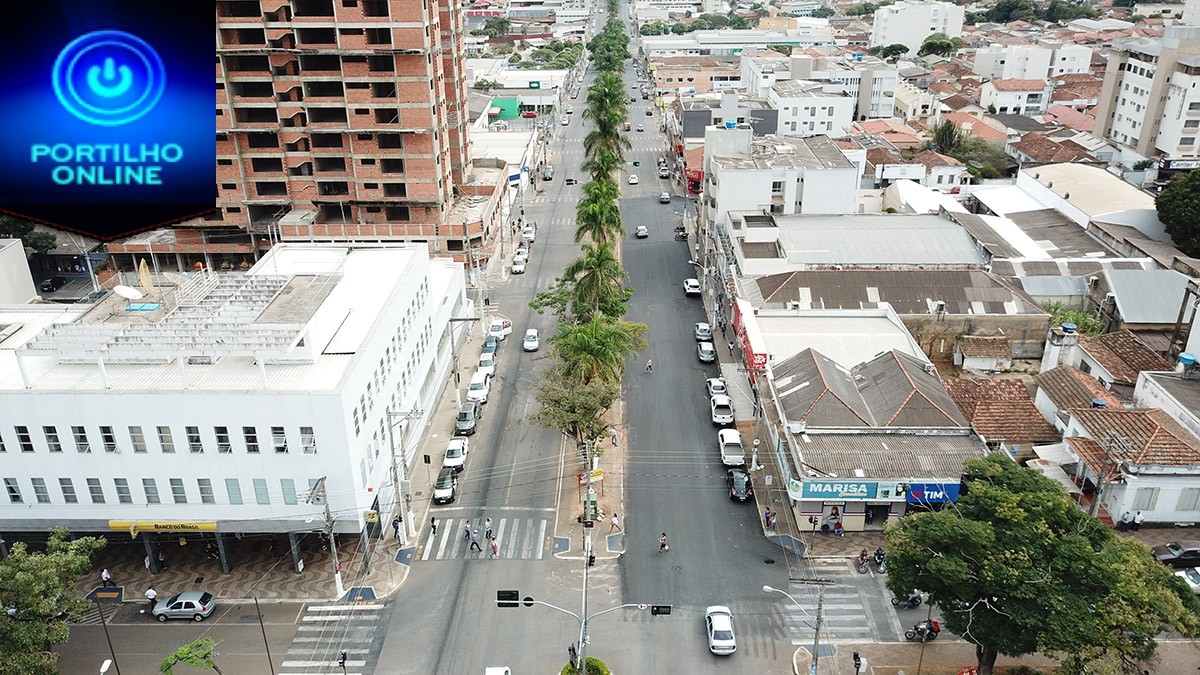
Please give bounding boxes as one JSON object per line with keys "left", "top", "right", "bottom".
{"left": 706, "top": 377, "right": 727, "bottom": 397}
{"left": 467, "top": 371, "right": 491, "bottom": 403}
{"left": 523, "top": 328, "right": 540, "bottom": 352}
{"left": 488, "top": 318, "right": 512, "bottom": 340}
{"left": 710, "top": 395, "right": 734, "bottom": 426}
{"left": 683, "top": 279, "right": 701, "bottom": 296}
{"left": 443, "top": 438, "right": 470, "bottom": 472}
{"left": 717, "top": 429, "right": 745, "bottom": 466}
{"left": 522, "top": 226, "right": 536, "bottom": 243}
{"left": 478, "top": 352, "right": 497, "bottom": 377}
{"left": 512, "top": 258, "right": 527, "bottom": 274}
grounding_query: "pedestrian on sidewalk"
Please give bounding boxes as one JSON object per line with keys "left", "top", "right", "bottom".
{"left": 485, "top": 518, "right": 493, "bottom": 540}
{"left": 728, "top": 340, "right": 735, "bottom": 355}
{"left": 644, "top": 358, "right": 653, "bottom": 373}
{"left": 1133, "top": 511, "right": 1145, "bottom": 531}
{"left": 1118, "top": 511, "right": 1131, "bottom": 532}
{"left": 101, "top": 568, "right": 114, "bottom": 588}
{"left": 470, "top": 530, "right": 483, "bottom": 552}
{"left": 392, "top": 516, "right": 401, "bottom": 540}
{"left": 659, "top": 532, "right": 668, "bottom": 553}
{"left": 145, "top": 586, "right": 157, "bottom": 612}
{"left": 490, "top": 537, "right": 499, "bottom": 559}
{"left": 158, "top": 550, "right": 167, "bottom": 569}
{"left": 463, "top": 521, "right": 472, "bottom": 540}
{"left": 751, "top": 439, "right": 761, "bottom": 471}
{"left": 430, "top": 516, "right": 438, "bottom": 536}
{"left": 610, "top": 426, "right": 618, "bottom": 447}
{"left": 768, "top": 511, "right": 777, "bottom": 530}
{"left": 610, "top": 513, "right": 621, "bottom": 533}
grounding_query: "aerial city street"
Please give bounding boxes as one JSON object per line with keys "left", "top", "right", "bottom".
{"left": 5, "top": 0, "right": 1200, "bottom": 674}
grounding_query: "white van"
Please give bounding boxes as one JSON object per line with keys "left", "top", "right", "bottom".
{"left": 467, "top": 370, "right": 491, "bottom": 403}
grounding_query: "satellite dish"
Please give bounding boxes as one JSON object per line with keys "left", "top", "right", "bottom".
{"left": 114, "top": 285, "right": 145, "bottom": 300}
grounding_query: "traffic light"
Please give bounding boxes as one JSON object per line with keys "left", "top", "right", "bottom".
{"left": 497, "top": 590, "right": 519, "bottom": 608}
{"left": 650, "top": 604, "right": 671, "bottom": 616}
{"left": 588, "top": 553, "right": 596, "bottom": 567}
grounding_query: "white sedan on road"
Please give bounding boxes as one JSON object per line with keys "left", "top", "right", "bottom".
{"left": 628, "top": 174, "right": 640, "bottom": 185}
{"left": 683, "top": 278, "right": 701, "bottom": 296}
{"left": 705, "top": 606, "right": 737, "bottom": 655}
{"left": 523, "top": 328, "right": 540, "bottom": 352}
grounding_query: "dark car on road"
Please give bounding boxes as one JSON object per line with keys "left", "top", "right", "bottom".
{"left": 726, "top": 469, "right": 753, "bottom": 502}
{"left": 1153, "top": 541, "right": 1200, "bottom": 568}
{"left": 40, "top": 276, "right": 67, "bottom": 292}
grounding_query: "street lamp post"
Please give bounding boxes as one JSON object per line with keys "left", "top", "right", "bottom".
{"left": 764, "top": 583, "right": 831, "bottom": 675}
{"left": 61, "top": 235, "right": 100, "bottom": 293}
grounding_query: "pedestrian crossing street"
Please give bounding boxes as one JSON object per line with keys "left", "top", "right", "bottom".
{"left": 418, "top": 511, "right": 552, "bottom": 561}
{"left": 774, "top": 559, "right": 904, "bottom": 644}
{"left": 280, "top": 603, "right": 383, "bottom": 675}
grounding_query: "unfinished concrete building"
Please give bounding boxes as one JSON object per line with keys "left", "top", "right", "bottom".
{"left": 106, "top": 0, "right": 503, "bottom": 271}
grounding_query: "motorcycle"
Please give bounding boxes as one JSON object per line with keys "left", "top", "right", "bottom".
{"left": 674, "top": 231, "right": 688, "bottom": 241}
{"left": 891, "top": 591, "right": 922, "bottom": 609}
{"left": 856, "top": 550, "right": 870, "bottom": 575}
{"left": 873, "top": 548, "right": 887, "bottom": 574}
{"left": 673, "top": 224, "right": 686, "bottom": 233}
{"left": 905, "top": 619, "right": 941, "bottom": 642}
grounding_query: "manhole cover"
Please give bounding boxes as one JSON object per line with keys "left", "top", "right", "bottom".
{"left": 672, "top": 565, "right": 682, "bottom": 572}
{"left": 764, "top": 558, "right": 776, "bottom": 565}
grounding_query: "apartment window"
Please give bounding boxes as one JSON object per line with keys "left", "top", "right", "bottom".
{"left": 44, "top": 426, "right": 61, "bottom": 452}
{"left": 87, "top": 478, "right": 105, "bottom": 504}
{"left": 281, "top": 478, "right": 298, "bottom": 505}
{"left": 187, "top": 426, "right": 204, "bottom": 453}
{"left": 1177, "top": 487, "right": 1200, "bottom": 511}
{"left": 771, "top": 181, "right": 784, "bottom": 194}
{"left": 167, "top": 478, "right": 186, "bottom": 504}
{"left": 73, "top": 426, "right": 90, "bottom": 453}
{"left": 59, "top": 478, "right": 78, "bottom": 504}
{"left": 1185, "top": 120, "right": 1199, "bottom": 129}
{"left": 272, "top": 426, "right": 288, "bottom": 453}
{"left": 1181, "top": 137, "right": 1196, "bottom": 146}
{"left": 129, "top": 426, "right": 147, "bottom": 453}
{"left": 5, "top": 478, "right": 22, "bottom": 504}
{"left": 211, "top": 427, "right": 231, "bottom": 453}
{"left": 226, "top": 478, "right": 243, "bottom": 505}
{"left": 1189, "top": 102, "right": 1200, "bottom": 111}
{"left": 244, "top": 426, "right": 260, "bottom": 453}
{"left": 253, "top": 478, "right": 270, "bottom": 505}
{"left": 198, "top": 478, "right": 215, "bottom": 504}
{"left": 114, "top": 478, "right": 132, "bottom": 504}
{"left": 158, "top": 426, "right": 175, "bottom": 453}
{"left": 143, "top": 478, "right": 160, "bottom": 504}
{"left": 1132, "top": 487, "right": 1159, "bottom": 511}
{"left": 15, "top": 426, "right": 33, "bottom": 453}
{"left": 0, "top": 434, "right": 5, "bottom": 452}
{"left": 31, "top": 478, "right": 50, "bottom": 504}
{"left": 100, "top": 426, "right": 117, "bottom": 452}
{"left": 301, "top": 427, "right": 317, "bottom": 454}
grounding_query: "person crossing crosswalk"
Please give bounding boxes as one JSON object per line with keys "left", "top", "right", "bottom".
{"left": 420, "top": 514, "right": 549, "bottom": 561}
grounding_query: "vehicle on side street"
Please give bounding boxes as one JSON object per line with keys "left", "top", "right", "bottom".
{"left": 636, "top": 124, "right": 644, "bottom": 132}
{"left": 521, "top": 111, "right": 537, "bottom": 118}
{"left": 697, "top": 341, "right": 716, "bottom": 363}
{"left": 1175, "top": 567, "right": 1200, "bottom": 594}
{"left": 565, "top": 105, "right": 574, "bottom": 114}
{"left": 1153, "top": 541, "right": 1200, "bottom": 568}
{"left": 717, "top": 429, "right": 745, "bottom": 466}
{"left": 561, "top": 117, "right": 570, "bottom": 126}
{"left": 659, "top": 192, "right": 671, "bottom": 203}
{"left": 477, "top": 353, "right": 497, "bottom": 378}
{"left": 628, "top": 174, "right": 639, "bottom": 185}
{"left": 523, "top": 329, "right": 540, "bottom": 352}
{"left": 467, "top": 371, "right": 490, "bottom": 403}
{"left": 542, "top": 165, "right": 554, "bottom": 181}
{"left": 433, "top": 467, "right": 458, "bottom": 504}
{"left": 706, "top": 378, "right": 727, "bottom": 397}
{"left": 152, "top": 591, "right": 216, "bottom": 623}
{"left": 454, "top": 401, "right": 483, "bottom": 436}
{"left": 511, "top": 259, "right": 527, "bottom": 274}
{"left": 488, "top": 318, "right": 513, "bottom": 340}
{"left": 710, "top": 395, "right": 734, "bottom": 426}
{"left": 658, "top": 166, "right": 670, "bottom": 179}
{"left": 40, "top": 276, "right": 67, "bottom": 292}
{"left": 623, "top": 121, "right": 631, "bottom": 131}
{"left": 705, "top": 606, "right": 737, "bottom": 655}
{"left": 522, "top": 225, "right": 536, "bottom": 242}
{"left": 694, "top": 322, "right": 712, "bottom": 340}
{"left": 635, "top": 225, "right": 649, "bottom": 238}
{"left": 443, "top": 438, "right": 470, "bottom": 472}
{"left": 726, "top": 468, "right": 753, "bottom": 502}
{"left": 482, "top": 335, "right": 499, "bottom": 355}
{"left": 683, "top": 278, "right": 701, "bottom": 296}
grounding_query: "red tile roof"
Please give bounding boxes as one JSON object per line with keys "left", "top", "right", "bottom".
{"left": 865, "top": 147, "right": 912, "bottom": 166}
{"left": 1078, "top": 330, "right": 1174, "bottom": 386}
{"left": 944, "top": 378, "right": 1060, "bottom": 445}
{"left": 1035, "top": 365, "right": 1122, "bottom": 411}
{"left": 911, "top": 149, "right": 963, "bottom": 169}
{"left": 941, "top": 112, "right": 1007, "bottom": 143}
{"left": 1068, "top": 407, "right": 1200, "bottom": 467}
{"left": 1043, "top": 105, "right": 1096, "bottom": 132}
{"left": 958, "top": 336, "right": 1013, "bottom": 359}
{"left": 1011, "top": 131, "right": 1095, "bottom": 163}
{"left": 989, "top": 78, "right": 1050, "bottom": 92}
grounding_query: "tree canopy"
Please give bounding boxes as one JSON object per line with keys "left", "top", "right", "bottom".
{"left": 0, "top": 528, "right": 106, "bottom": 675}
{"left": 0, "top": 214, "right": 58, "bottom": 254}
{"left": 1157, "top": 169, "right": 1200, "bottom": 257}
{"left": 885, "top": 454, "right": 1200, "bottom": 675}
{"left": 160, "top": 637, "right": 224, "bottom": 674}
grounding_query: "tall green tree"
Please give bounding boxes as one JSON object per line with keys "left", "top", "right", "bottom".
{"left": 0, "top": 528, "right": 106, "bottom": 675}
{"left": 160, "top": 637, "right": 224, "bottom": 674}
{"left": 885, "top": 454, "right": 1200, "bottom": 675}
{"left": 561, "top": 242, "right": 629, "bottom": 316}
{"left": 575, "top": 179, "right": 624, "bottom": 244}
{"left": 530, "top": 365, "right": 620, "bottom": 451}
{"left": 1157, "top": 169, "right": 1200, "bottom": 257}
{"left": 552, "top": 312, "right": 648, "bottom": 385}
{"left": 0, "top": 214, "right": 58, "bottom": 254}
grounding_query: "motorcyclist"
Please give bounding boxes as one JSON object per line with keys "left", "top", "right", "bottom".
{"left": 858, "top": 549, "right": 869, "bottom": 566}
{"left": 920, "top": 619, "right": 940, "bottom": 636}
{"left": 873, "top": 547, "right": 885, "bottom": 566}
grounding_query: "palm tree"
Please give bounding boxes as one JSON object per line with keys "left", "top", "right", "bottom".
{"left": 562, "top": 242, "right": 628, "bottom": 315}
{"left": 575, "top": 194, "right": 623, "bottom": 244}
{"left": 552, "top": 312, "right": 648, "bottom": 385}
{"left": 581, "top": 146, "right": 623, "bottom": 183}
{"left": 582, "top": 127, "right": 631, "bottom": 170}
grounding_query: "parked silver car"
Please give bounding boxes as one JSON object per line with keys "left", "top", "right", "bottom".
{"left": 153, "top": 591, "right": 216, "bottom": 623}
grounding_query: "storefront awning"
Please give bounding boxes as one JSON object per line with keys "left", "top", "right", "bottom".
{"left": 1027, "top": 459, "right": 1082, "bottom": 494}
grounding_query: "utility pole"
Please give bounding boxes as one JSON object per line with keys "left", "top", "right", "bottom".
{"left": 306, "top": 476, "right": 343, "bottom": 597}
{"left": 1088, "top": 432, "right": 1127, "bottom": 517}
{"left": 578, "top": 528, "right": 592, "bottom": 669}
{"left": 764, "top": 578, "right": 833, "bottom": 675}
{"left": 386, "top": 410, "right": 422, "bottom": 545}
{"left": 462, "top": 223, "right": 488, "bottom": 330}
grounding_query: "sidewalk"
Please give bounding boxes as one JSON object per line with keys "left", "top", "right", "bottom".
{"left": 550, "top": 397, "right": 628, "bottom": 560}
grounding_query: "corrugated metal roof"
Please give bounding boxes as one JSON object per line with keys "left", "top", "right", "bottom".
{"left": 796, "top": 433, "right": 986, "bottom": 478}
{"left": 1104, "top": 268, "right": 1190, "bottom": 325}
{"left": 755, "top": 314, "right": 923, "bottom": 368}
{"left": 773, "top": 215, "right": 987, "bottom": 266}
{"left": 1017, "top": 275, "right": 1088, "bottom": 298}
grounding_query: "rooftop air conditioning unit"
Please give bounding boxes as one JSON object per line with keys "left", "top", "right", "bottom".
{"left": 786, "top": 421, "right": 807, "bottom": 434}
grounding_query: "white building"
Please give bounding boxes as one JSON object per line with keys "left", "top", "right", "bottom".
{"left": 704, "top": 132, "right": 861, "bottom": 231}
{"left": 0, "top": 239, "right": 37, "bottom": 305}
{"left": 1094, "top": 25, "right": 1200, "bottom": 163}
{"left": 641, "top": 27, "right": 836, "bottom": 58}
{"left": 893, "top": 80, "right": 938, "bottom": 123}
{"left": 766, "top": 79, "right": 857, "bottom": 137}
{"left": 869, "top": 1, "right": 965, "bottom": 56}
{"left": 980, "top": 78, "right": 1055, "bottom": 115}
{"left": 745, "top": 53, "right": 898, "bottom": 119}
{"left": 972, "top": 42, "right": 1093, "bottom": 80}
{"left": 0, "top": 244, "right": 467, "bottom": 570}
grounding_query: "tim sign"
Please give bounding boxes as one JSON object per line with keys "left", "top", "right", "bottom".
{"left": 906, "top": 482, "right": 961, "bottom": 504}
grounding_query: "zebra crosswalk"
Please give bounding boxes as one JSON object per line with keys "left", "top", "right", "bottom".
{"left": 419, "top": 513, "right": 551, "bottom": 561}
{"left": 280, "top": 603, "right": 384, "bottom": 675}
{"left": 773, "top": 560, "right": 906, "bottom": 644}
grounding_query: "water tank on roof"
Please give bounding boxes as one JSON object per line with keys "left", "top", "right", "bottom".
{"left": 1181, "top": 352, "right": 1197, "bottom": 366}
{"left": 725, "top": 121, "right": 736, "bottom": 129}
{"left": 1091, "top": 398, "right": 1107, "bottom": 409}
{"left": 1061, "top": 322, "right": 1077, "bottom": 334}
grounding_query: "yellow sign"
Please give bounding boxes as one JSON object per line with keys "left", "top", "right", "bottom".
{"left": 109, "top": 521, "right": 218, "bottom": 538}
{"left": 365, "top": 510, "right": 379, "bottom": 523}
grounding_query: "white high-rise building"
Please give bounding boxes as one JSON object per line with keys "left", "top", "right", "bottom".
{"left": 869, "top": 1, "right": 965, "bottom": 56}
{"left": 972, "top": 42, "right": 1093, "bottom": 80}
{"left": 0, "top": 244, "right": 467, "bottom": 570}
{"left": 743, "top": 53, "right": 898, "bottom": 118}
